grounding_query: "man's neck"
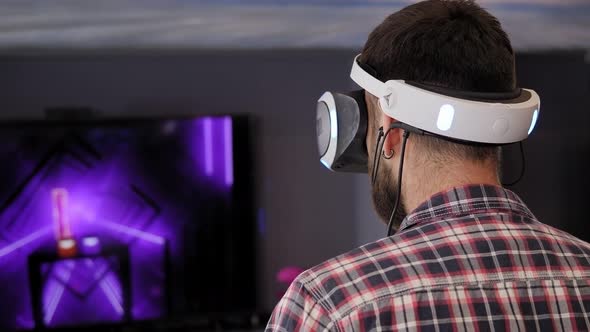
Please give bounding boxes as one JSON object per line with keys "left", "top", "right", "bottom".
{"left": 402, "top": 159, "right": 501, "bottom": 214}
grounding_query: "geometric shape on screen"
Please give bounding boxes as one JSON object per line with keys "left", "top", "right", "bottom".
{"left": 50, "top": 258, "right": 115, "bottom": 297}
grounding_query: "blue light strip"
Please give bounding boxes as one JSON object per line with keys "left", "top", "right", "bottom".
{"left": 203, "top": 117, "right": 214, "bottom": 176}
{"left": 99, "top": 279, "right": 124, "bottom": 315}
{"left": 44, "top": 267, "right": 73, "bottom": 325}
{"left": 98, "top": 219, "right": 165, "bottom": 245}
{"left": 223, "top": 116, "right": 234, "bottom": 187}
{"left": 0, "top": 226, "right": 52, "bottom": 259}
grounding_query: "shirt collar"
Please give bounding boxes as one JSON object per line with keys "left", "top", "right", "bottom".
{"left": 398, "top": 184, "right": 536, "bottom": 232}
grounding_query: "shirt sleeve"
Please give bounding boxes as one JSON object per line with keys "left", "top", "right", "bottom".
{"left": 265, "top": 280, "right": 333, "bottom": 331}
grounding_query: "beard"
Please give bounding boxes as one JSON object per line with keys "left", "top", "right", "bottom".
{"left": 369, "top": 156, "right": 408, "bottom": 232}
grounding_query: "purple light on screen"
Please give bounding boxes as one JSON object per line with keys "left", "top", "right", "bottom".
{"left": 203, "top": 117, "right": 214, "bottom": 176}
{"left": 0, "top": 226, "right": 52, "bottom": 259}
{"left": 88, "top": 258, "right": 123, "bottom": 312}
{"left": 97, "top": 273, "right": 124, "bottom": 316}
{"left": 42, "top": 257, "right": 125, "bottom": 327}
{"left": 223, "top": 117, "right": 234, "bottom": 187}
{"left": 97, "top": 219, "right": 165, "bottom": 245}
{"left": 104, "top": 274, "right": 122, "bottom": 302}
{"left": 190, "top": 116, "right": 234, "bottom": 190}
{"left": 44, "top": 267, "right": 72, "bottom": 325}
{"left": 44, "top": 282, "right": 64, "bottom": 324}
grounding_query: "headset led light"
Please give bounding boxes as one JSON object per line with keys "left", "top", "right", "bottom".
{"left": 528, "top": 109, "right": 538, "bottom": 135}
{"left": 437, "top": 104, "right": 455, "bottom": 131}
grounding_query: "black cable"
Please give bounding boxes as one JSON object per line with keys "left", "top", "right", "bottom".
{"left": 370, "top": 120, "right": 524, "bottom": 236}
{"left": 502, "top": 141, "right": 526, "bottom": 186}
{"left": 387, "top": 130, "right": 410, "bottom": 237}
{"left": 371, "top": 127, "right": 385, "bottom": 184}
{"left": 369, "top": 123, "right": 414, "bottom": 236}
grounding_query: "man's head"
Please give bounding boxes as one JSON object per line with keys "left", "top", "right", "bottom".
{"left": 363, "top": 0, "right": 514, "bottom": 227}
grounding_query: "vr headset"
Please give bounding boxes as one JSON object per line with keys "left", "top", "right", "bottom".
{"left": 317, "top": 54, "right": 541, "bottom": 172}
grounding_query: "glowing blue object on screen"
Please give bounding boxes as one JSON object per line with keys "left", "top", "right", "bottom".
{"left": 82, "top": 237, "right": 99, "bottom": 247}
{"left": 528, "top": 109, "right": 539, "bottom": 135}
{"left": 437, "top": 104, "right": 455, "bottom": 131}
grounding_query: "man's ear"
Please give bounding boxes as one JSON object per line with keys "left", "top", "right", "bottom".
{"left": 381, "top": 110, "right": 402, "bottom": 155}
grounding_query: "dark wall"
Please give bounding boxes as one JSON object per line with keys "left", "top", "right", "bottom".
{"left": 0, "top": 49, "right": 588, "bottom": 312}
{"left": 505, "top": 50, "right": 590, "bottom": 242}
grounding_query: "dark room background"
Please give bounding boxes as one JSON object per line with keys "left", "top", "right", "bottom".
{"left": 0, "top": 48, "right": 588, "bottom": 312}
{"left": 1, "top": 0, "right": 589, "bottom": 325}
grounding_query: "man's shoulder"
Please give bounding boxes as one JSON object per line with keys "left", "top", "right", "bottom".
{"left": 293, "top": 234, "right": 417, "bottom": 317}
{"left": 294, "top": 217, "right": 455, "bottom": 296}
{"left": 298, "top": 236, "right": 394, "bottom": 284}
{"left": 292, "top": 217, "right": 590, "bottom": 318}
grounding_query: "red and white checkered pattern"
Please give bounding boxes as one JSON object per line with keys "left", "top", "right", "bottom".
{"left": 266, "top": 185, "right": 590, "bottom": 331}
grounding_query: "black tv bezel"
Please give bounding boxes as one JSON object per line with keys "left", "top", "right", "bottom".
{"left": 0, "top": 114, "right": 257, "bottom": 329}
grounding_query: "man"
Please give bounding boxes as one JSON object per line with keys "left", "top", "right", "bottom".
{"left": 266, "top": 0, "right": 590, "bottom": 331}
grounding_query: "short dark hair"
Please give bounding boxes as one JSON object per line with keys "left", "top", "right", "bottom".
{"left": 361, "top": 0, "right": 514, "bottom": 163}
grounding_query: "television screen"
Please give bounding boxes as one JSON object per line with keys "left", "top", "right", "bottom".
{"left": 0, "top": 116, "right": 255, "bottom": 331}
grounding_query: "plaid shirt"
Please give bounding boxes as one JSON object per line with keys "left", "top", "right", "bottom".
{"left": 266, "top": 185, "right": 590, "bottom": 331}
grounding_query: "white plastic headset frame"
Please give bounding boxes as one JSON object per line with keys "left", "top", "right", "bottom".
{"left": 350, "top": 54, "right": 541, "bottom": 144}
{"left": 318, "top": 91, "right": 339, "bottom": 169}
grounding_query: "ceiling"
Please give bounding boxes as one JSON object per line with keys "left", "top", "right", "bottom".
{"left": 0, "top": 0, "right": 588, "bottom": 51}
